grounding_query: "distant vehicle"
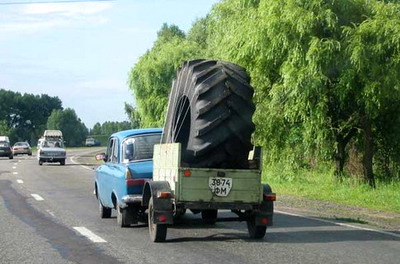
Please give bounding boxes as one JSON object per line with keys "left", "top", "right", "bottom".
{"left": 94, "top": 128, "right": 162, "bottom": 227}
{"left": 0, "top": 140, "right": 13, "bottom": 159}
{"left": 0, "top": 136, "right": 10, "bottom": 143}
{"left": 12, "top": 142, "right": 32, "bottom": 156}
{"left": 85, "top": 137, "right": 100, "bottom": 147}
{"left": 37, "top": 130, "right": 66, "bottom": 165}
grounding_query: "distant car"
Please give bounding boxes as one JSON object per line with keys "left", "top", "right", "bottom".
{"left": 0, "top": 141, "right": 13, "bottom": 159}
{"left": 94, "top": 128, "right": 162, "bottom": 227}
{"left": 12, "top": 142, "right": 32, "bottom": 156}
{"left": 85, "top": 137, "right": 100, "bottom": 147}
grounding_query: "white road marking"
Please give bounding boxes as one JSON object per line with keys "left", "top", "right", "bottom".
{"left": 46, "top": 209, "right": 56, "bottom": 217}
{"left": 275, "top": 210, "right": 400, "bottom": 239}
{"left": 18, "top": 160, "right": 22, "bottom": 163}
{"left": 12, "top": 172, "right": 18, "bottom": 175}
{"left": 31, "top": 194, "right": 44, "bottom": 201}
{"left": 12, "top": 166, "right": 16, "bottom": 169}
{"left": 16, "top": 179, "right": 24, "bottom": 184}
{"left": 70, "top": 155, "right": 94, "bottom": 171}
{"left": 73, "top": 227, "right": 107, "bottom": 243}
{"left": 13, "top": 163, "right": 18, "bottom": 166}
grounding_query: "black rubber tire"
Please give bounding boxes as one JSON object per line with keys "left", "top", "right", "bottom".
{"left": 247, "top": 215, "right": 267, "bottom": 239}
{"left": 39, "top": 160, "right": 43, "bottom": 166}
{"left": 60, "top": 159, "right": 65, "bottom": 165}
{"left": 162, "top": 59, "right": 255, "bottom": 169}
{"left": 99, "top": 200, "right": 111, "bottom": 218}
{"left": 148, "top": 197, "right": 167, "bottom": 242}
{"left": 201, "top": 209, "right": 218, "bottom": 225}
{"left": 9, "top": 155, "right": 13, "bottom": 159}
{"left": 116, "top": 203, "right": 130, "bottom": 227}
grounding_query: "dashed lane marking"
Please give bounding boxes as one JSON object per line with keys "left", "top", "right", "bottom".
{"left": 12, "top": 172, "right": 18, "bottom": 175}
{"left": 31, "top": 194, "right": 44, "bottom": 201}
{"left": 12, "top": 166, "right": 16, "bottom": 169}
{"left": 46, "top": 209, "right": 56, "bottom": 217}
{"left": 16, "top": 179, "right": 23, "bottom": 184}
{"left": 275, "top": 210, "right": 400, "bottom": 239}
{"left": 73, "top": 227, "right": 107, "bottom": 243}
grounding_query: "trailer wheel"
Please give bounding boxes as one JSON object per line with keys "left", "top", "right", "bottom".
{"left": 201, "top": 209, "right": 218, "bottom": 224}
{"left": 247, "top": 215, "right": 266, "bottom": 239}
{"left": 117, "top": 203, "right": 130, "bottom": 227}
{"left": 148, "top": 197, "right": 167, "bottom": 242}
{"left": 99, "top": 200, "right": 111, "bottom": 218}
{"left": 162, "top": 60, "right": 255, "bottom": 169}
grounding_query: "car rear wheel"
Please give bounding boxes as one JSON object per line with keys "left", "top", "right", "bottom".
{"left": 39, "top": 160, "right": 43, "bottom": 166}
{"left": 60, "top": 159, "right": 65, "bottom": 165}
{"left": 9, "top": 155, "right": 13, "bottom": 160}
{"left": 116, "top": 203, "right": 130, "bottom": 227}
{"left": 99, "top": 200, "right": 111, "bottom": 218}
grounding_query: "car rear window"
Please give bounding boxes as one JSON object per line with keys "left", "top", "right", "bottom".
{"left": 122, "top": 134, "right": 161, "bottom": 162}
{"left": 0, "top": 142, "right": 10, "bottom": 147}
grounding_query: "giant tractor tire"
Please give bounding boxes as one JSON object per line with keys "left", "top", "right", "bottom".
{"left": 162, "top": 59, "right": 256, "bottom": 169}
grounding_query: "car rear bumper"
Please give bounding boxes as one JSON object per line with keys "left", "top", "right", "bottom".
{"left": 121, "top": 195, "right": 143, "bottom": 208}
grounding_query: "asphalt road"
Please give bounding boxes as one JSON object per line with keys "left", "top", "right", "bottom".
{"left": 0, "top": 148, "right": 399, "bottom": 264}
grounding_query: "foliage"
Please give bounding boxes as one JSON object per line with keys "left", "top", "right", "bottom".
{"left": 0, "top": 89, "right": 62, "bottom": 144}
{"left": 124, "top": 103, "right": 142, "bottom": 129}
{"left": 90, "top": 121, "right": 132, "bottom": 137}
{"left": 206, "top": 0, "right": 400, "bottom": 186}
{"left": 128, "top": 23, "right": 205, "bottom": 127}
{"left": 47, "top": 108, "right": 88, "bottom": 147}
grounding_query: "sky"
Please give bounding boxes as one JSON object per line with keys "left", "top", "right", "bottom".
{"left": 0, "top": 0, "right": 220, "bottom": 129}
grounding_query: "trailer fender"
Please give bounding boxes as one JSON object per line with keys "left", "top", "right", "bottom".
{"left": 257, "top": 184, "right": 275, "bottom": 226}
{"left": 142, "top": 181, "right": 173, "bottom": 224}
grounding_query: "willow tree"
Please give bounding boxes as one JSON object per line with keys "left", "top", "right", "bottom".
{"left": 207, "top": 0, "right": 400, "bottom": 187}
{"left": 128, "top": 24, "right": 204, "bottom": 127}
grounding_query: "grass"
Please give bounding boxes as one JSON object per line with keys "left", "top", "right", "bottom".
{"left": 262, "top": 164, "right": 400, "bottom": 213}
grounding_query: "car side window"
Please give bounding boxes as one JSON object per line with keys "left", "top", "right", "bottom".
{"left": 111, "top": 139, "right": 118, "bottom": 163}
{"left": 106, "top": 138, "right": 115, "bottom": 163}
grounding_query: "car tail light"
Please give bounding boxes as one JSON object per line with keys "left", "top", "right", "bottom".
{"left": 126, "top": 178, "right": 145, "bottom": 187}
{"left": 158, "top": 215, "right": 167, "bottom": 222}
{"left": 183, "top": 170, "right": 191, "bottom": 177}
{"left": 261, "top": 217, "right": 268, "bottom": 225}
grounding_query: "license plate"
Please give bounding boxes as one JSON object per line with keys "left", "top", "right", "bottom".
{"left": 209, "top": 177, "right": 232, "bottom": 197}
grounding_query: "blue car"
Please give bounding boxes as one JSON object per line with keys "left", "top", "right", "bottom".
{"left": 95, "top": 128, "right": 162, "bottom": 227}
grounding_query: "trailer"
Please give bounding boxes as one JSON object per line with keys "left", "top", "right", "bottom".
{"left": 141, "top": 143, "right": 275, "bottom": 242}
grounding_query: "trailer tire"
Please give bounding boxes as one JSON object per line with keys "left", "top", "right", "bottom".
{"left": 201, "top": 209, "right": 218, "bottom": 225}
{"left": 247, "top": 215, "right": 267, "bottom": 239}
{"left": 148, "top": 197, "right": 167, "bottom": 242}
{"left": 162, "top": 59, "right": 255, "bottom": 169}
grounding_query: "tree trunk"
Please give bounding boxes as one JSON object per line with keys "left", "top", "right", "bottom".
{"left": 334, "top": 136, "right": 346, "bottom": 179}
{"left": 334, "top": 128, "right": 357, "bottom": 178}
{"left": 362, "top": 116, "right": 376, "bottom": 188}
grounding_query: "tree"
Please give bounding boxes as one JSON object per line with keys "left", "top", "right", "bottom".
{"left": 124, "top": 103, "right": 142, "bottom": 129}
{"left": 47, "top": 108, "right": 88, "bottom": 147}
{"left": 128, "top": 24, "right": 204, "bottom": 127}
{"left": 0, "top": 89, "right": 62, "bottom": 144}
{"left": 207, "top": 0, "right": 400, "bottom": 187}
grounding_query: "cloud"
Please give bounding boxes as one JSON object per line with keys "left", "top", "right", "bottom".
{"left": 0, "top": 2, "right": 111, "bottom": 33}
{"left": 21, "top": 2, "right": 112, "bottom": 15}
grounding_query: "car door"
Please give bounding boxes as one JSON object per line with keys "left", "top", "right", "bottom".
{"left": 97, "top": 137, "right": 118, "bottom": 208}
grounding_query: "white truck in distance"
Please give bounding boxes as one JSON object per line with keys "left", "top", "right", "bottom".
{"left": 37, "top": 130, "right": 66, "bottom": 166}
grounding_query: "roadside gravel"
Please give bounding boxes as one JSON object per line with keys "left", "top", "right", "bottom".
{"left": 276, "top": 194, "right": 400, "bottom": 232}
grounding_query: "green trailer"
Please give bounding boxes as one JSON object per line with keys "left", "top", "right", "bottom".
{"left": 142, "top": 143, "right": 275, "bottom": 242}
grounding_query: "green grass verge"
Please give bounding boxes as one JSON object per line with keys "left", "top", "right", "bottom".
{"left": 262, "top": 164, "right": 400, "bottom": 213}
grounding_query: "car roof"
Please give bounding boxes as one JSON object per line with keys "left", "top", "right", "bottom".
{"left": 110, "top": 128, "right": 163, "bottom": 141}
